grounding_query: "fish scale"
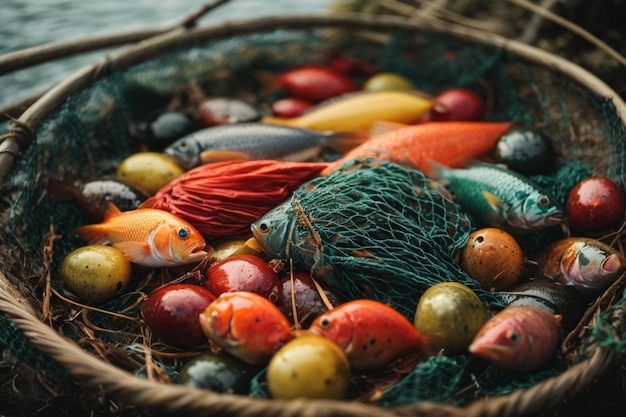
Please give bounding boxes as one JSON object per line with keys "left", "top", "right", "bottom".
{"left": 431, "top": 163, "right": 564, "bottom": 235}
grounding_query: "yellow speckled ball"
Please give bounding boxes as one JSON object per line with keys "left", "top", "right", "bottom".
{"left": 267, "top": 335, "right": 351, "bottom": 400}
{"left": 414, "top": 282, "right": 487, "bottom": 354}
{"left": 59, "top": 244, "right": 132, "bottom": 305}
{"left": 116, "top": 152, "right": 184, "bottom": 195}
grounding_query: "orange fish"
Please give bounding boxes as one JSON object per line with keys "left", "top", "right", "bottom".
{"left": 261, "top": 90, "right": 432, "bottom": 132}
{"left": 72, "top": 203, "right": 208, "bottom": 268}
{"left": 321, "top": 121, "right": 513, "bottom": 175}
{"left": 307, "top": 299, "right": 436, "bottom": 370}
{"left": 199, "top": 291, "right": 294, "bottom": 365}
{"left": 468, "top": 306, "right": 562, "bottom": 373}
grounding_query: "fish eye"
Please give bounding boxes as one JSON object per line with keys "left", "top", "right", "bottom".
{"left": 258, "top": 222, "right": 272, "bottom": 234}
{"left": 507, "top": 330, "right": 520, "bottom": 342}
{"left": 537, "top": 195, "right": 552, "bottom": 207}
{"left": 177, "top": 228, "right": 189, "bottom": 239}
{"left": 320, "top": 317, "right": 331, "bottom": 329}
{"left": 177, "top": 140, "right": 188, "bottom": 151}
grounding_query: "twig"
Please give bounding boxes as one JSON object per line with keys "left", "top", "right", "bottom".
{"left": 517, "top": 0, "right": 561, "bottom": 44}
{"left": 507, "top": 0, "right": 626, "bottom": 68}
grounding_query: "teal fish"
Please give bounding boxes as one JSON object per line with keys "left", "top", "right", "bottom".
{"left": 164, "top": 122, "right": 364, "bottom": 169}
{"left": 535, "top": 237, "right": 626, "bottom": 292}
{"left": 429, "top": 162, "right": 564, "bottom": 234}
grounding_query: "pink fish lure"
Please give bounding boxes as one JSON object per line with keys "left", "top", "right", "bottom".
{"left": 469, "top": 306, "right": 562, "bottom": 373}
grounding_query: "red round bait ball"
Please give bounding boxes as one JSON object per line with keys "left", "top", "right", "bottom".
{"left": 141, "top": 284, "right": 216, "bottom": 348}
{"left": 421, "top": 88, "right": 485, "bottom": 122}
{"left": 271, "top": 97, "right": 314, "bottom": 118}
{"left": 204, "top": 255, "right": 282, "bottom": 305}
{"left": 566, "top": 176, "right": 626, "bottom": 233}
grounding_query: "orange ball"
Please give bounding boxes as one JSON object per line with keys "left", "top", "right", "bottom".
{"left": 459, "top": 228, "right": 525, "bottom": 291}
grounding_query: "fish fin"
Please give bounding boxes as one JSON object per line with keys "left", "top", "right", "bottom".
{"left": 368, "top": 120, "right": 409, "bottom": 138}
{"left": 103, "top": 202, "right": 123, "bottom": 222}
{"left": 113, "top": 241, "right": 153, "bottom": 264}
{"left": 71, "top": 224, "right": 110, "bottom": 245}
{"left": 554, "top": 314, "right": 563, "bottom": 324}
{"left": 482, "top": 191, "right": 507, "bottom": 212}
{"left": 254, "top": 70, "right": 281, "bottom": 97}
{"left": 138, "top": 196, "right": 159, "bottom": 209}
{"left": 199, "top": 150, "right": 251, "bottom": 164}
{"left": 260, "top": 116, "right": 293, "bottom": 126}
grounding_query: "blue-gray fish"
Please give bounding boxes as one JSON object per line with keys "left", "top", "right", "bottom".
{"left": 164, "top": 122, "right": 365, "bottom": 169}
{"left": 429, "top": 162, "right": 564, "bottom": 235}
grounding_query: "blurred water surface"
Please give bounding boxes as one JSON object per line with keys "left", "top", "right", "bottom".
{"left": 0, "top": 0, "right": 334, "bottom": 108}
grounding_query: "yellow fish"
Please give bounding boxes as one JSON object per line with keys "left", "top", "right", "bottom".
{"left": 261, "top": 90, "right": 432, "bottom": 132}
{"left": 72, "top": 203, "right": 208, "bottom": 267}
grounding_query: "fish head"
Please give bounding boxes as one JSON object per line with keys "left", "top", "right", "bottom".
{"left": 468, "top": 319, "right": 530, "bottom": 369}
{"left": 508, "top": 191, "right": 564, "bottom": 232}
{"left": 308, "top": 308, "right": 354, "bottom": 353}
{"left": 199, "top": 294, "right": 235, "bottom": 343}
{"left": 250, "top": 200, "right": 297, "bottom": 259}
{"left": 164, "top": 137, "right": 201, "bottom": 170}
{"left": 151, "top": 221, "right": 209, "bottom": 266}
{"left": 560, "top": 241, "right": 626, "bottom": 291}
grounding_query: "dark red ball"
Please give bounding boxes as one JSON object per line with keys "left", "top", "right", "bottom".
{"left": 421, "top": 88, "right": 485, "bottom": 122}
{"left": 204, "top": 255, "right": 282, "bottom": 305}
{"left": 141, "top": 283, "right": 216, "bottom": 349}
{"left": 566, "top": 176, "right": 626, "bottom": 234}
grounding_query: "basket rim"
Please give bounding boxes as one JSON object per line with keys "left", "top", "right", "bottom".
{"left": 1, "top": 12, "right": 626, "bottom": 417}
{"left": 1, "top": 12, "right": 625, "bottom": 187}
{"left": 0, "top": 269, "right": 622, "bottom": 417}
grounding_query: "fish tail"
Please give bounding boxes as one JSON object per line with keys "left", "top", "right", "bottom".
{"left": 46, "top": 178, "right": 76, "bottom": 201}
{"left": 418, "top": 332, "right": 448, "bottom": 358}
{"left": 423, "top": 159, "right": 451, "bottom": 182}
{"left": 71, "top": 224, "right": 110, "bottom": 245}
{"left": 324, "top": 130, "right": 370, "bottom": 154}
{"left": 255, "top": 70, "right": 282, "bottom": 97}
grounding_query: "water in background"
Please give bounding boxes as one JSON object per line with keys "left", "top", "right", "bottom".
{"left": 0, "top": 0, "right": 335, "bottom": 108}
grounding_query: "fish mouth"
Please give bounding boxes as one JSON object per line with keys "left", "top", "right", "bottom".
{"left": 468, "top": 342, "right": 513, "bottom": 364}
{"left": 250, "top": 224, "right": 271, "bottom": 255}
{"left": 163, "top": 149, "right": 194, "bottom": 170}
{"left": 183, "top": 242, "right": 211, "bottom": 264}
{"left": 545, "top": 211, "right": 566, "bottom": 225}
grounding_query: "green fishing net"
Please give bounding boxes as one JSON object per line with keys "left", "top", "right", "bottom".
{"left": 281, "top": 157, "right": 505, "bottom": 319}
{"left": 1, "top": 20, "right": 625, "bottom": 409}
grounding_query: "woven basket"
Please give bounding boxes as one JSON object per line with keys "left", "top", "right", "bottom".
{"left": 1, "top": 13, "right": 626, "bottom": 417}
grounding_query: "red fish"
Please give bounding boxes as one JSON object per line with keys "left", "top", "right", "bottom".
{"left": 199, "top": 291, "right": 294, "bottom": 365}
{"left": 321, "top": 121, "right": 513, "bottom": 175}
{"left": 307, "top": 299, "right": 435, "bottom": 370}
{"left": 140, "top": 160, "right": 328, "bottom": 239}
{"left": 257, "top": 65, "right": 357, "bottom": 102}
{"left": 72, "top": 203, "right": 208, "bottom": 267}
{"left": 468, "top": 306, "right": 562, "bottom": 373}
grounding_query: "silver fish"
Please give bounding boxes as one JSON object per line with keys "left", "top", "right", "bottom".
{"left": 164, "top": 122, "right": 363, "bottom": 169}
{"left": 535, "top": 237, "right": 626, "bottom": 292}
